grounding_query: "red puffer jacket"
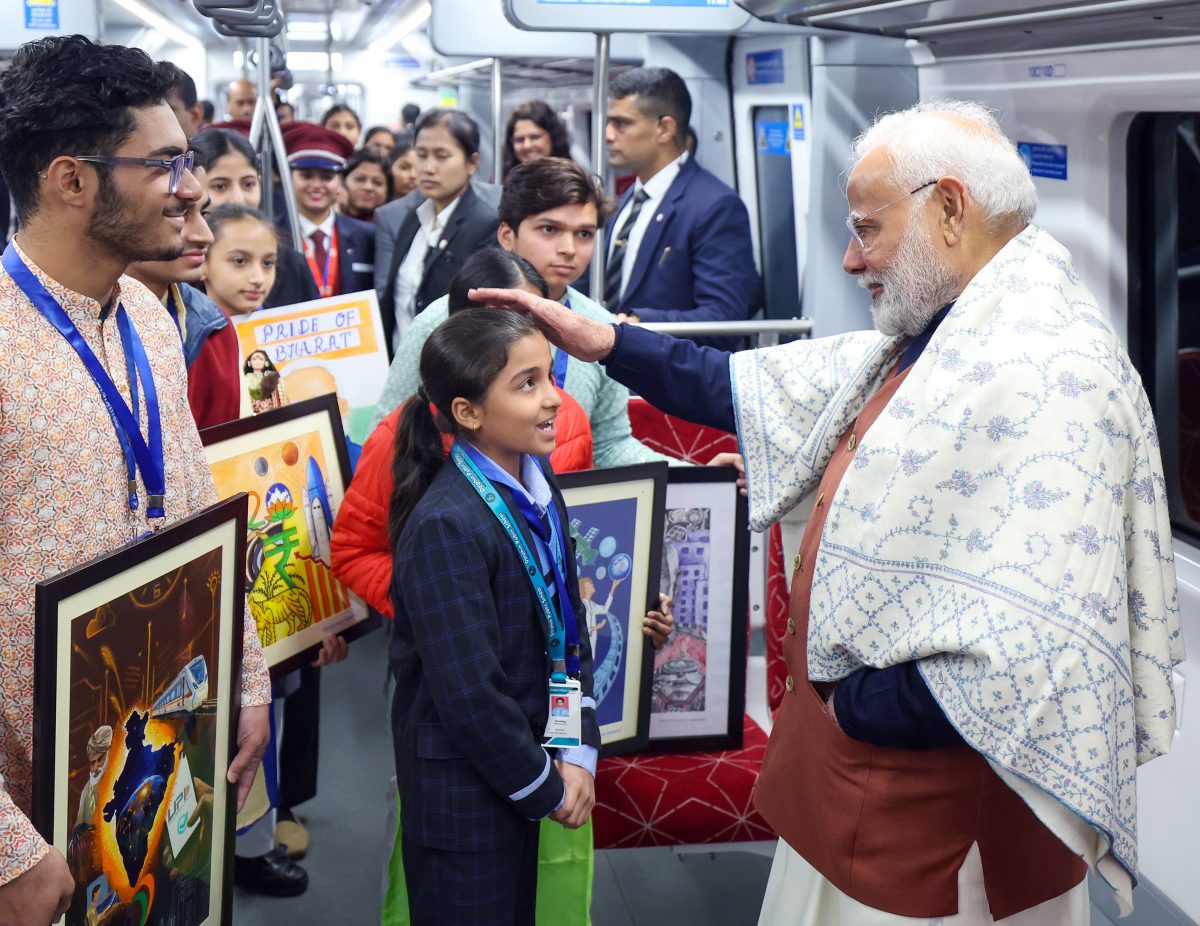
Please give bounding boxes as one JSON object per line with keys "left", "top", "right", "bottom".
{"left": 331, "top": 388, "right": 593, "bottom": 616}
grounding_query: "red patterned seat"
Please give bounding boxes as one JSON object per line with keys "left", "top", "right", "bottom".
{"left": 591, "top": 402, "right": 788, "bottom": 849}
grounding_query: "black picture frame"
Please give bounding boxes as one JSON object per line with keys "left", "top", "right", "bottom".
{"left": 33, "top": 496, "right": 248, "bottom": 926}
{"left": 558, "top": 462, "right": 668, "bottom": 758}
{"left": 646, "top": 466, "right": 750, "bottom": 753}
{"left": 200, "top": 394, "right": 380, "bottom": 678}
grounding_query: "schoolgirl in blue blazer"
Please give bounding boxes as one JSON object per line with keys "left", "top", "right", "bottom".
{"left": 387, "top": 307, "right": 600, "bottom": 925}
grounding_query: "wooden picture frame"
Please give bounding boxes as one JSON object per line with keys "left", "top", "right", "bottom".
{"left": 33, "top": 496, "right": 248, "bottom": 926}
{"left": 558, "top": 462, "right": 668, "bottom": 758}
{"left": 200, "top": 394, "right": 379, "bottom": 678}
{"left": 648, "top": 466, "right": 750, "bottom": 753}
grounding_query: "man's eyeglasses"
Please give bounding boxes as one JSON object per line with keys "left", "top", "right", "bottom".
{"left": 846, "top": 179, "right": 938, "bottom": 249}
{"left": 75, "top": 151, "right": 196, "bottom": 196}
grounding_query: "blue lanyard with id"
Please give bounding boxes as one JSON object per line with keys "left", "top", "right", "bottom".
{"left": 451, "top": 442, "right": 583, "bottom": 747}
{"left": 451, "top": 442, "right": 580, "bottom": 674}
{"left": 3, "top": 244, "right": 167, "bottom": 521}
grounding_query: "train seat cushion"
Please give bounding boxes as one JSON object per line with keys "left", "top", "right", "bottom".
{"left": 592, "top": 714, "right": 774, "bottom": 849}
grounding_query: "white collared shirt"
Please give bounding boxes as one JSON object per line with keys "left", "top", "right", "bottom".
{"left": 608, "top": 151, "right": 688, "bottom": 301}
{"left": 393, "top": 194, "right": 463, "bottom": 351}
{"left": 298, "top": 211, "right": 336, "bottom": 252}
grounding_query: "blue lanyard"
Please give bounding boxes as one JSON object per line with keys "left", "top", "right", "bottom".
{"left": 451, "top": 443, "right": 580, "bottom": 680}
{"left": 551, "top": 297, "right": 572, "bottom": 388}
{"left": 3, "top": 244, "right": 166, "bottom": 520}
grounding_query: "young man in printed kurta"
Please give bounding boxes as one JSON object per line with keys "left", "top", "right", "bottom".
{"left": 0, "top": 36, "right": 270, "bottom": 923}
{"left": 473, "top": 102, "right": 1184, "bottom": 924}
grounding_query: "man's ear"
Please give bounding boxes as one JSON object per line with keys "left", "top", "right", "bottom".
{"left": 935, "top": 176, "right": 968, "bottom": 246}
{"left": 656, "top": 114, "right": 679, "bottom": 148}
{"left": 497, "top": 222, "right": 516, "bottom": 251}
{"left": 41, "top": 156, "right": 91, "bottom": 212}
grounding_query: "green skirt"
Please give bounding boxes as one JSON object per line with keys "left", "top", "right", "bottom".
{"left": 381, "top": 793, "right": 594, "bottom": 925}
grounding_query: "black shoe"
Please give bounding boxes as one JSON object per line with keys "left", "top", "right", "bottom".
{"left": 234, "top": 846, "right": 309, "bottom": 897}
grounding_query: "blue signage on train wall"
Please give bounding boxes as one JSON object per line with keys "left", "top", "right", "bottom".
{"left": 1017, "top": 141, "right": 1068, "bottom": 181}
{"left": 756, "top": 120, "right": 789, "bottom": 157}
{"left": 791, "top": 104, "right": 806, "bottom": 141}
{"left": 746, "top": 49, "right": 785, "bottom": 85}
{"left": 24, "top": 0, "right": 59, "bottom": 30}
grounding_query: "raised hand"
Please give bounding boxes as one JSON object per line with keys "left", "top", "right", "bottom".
{"left": 467, "top": 287, "right": 618, "bottom": 363}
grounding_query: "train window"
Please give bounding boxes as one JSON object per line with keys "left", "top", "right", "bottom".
{"left": 1128, "top": 113, "right": 1200, "bottom": 541}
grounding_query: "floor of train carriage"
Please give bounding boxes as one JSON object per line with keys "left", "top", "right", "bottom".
{"left": 231, "top": 629, "right": 773, "bottom": 926}
{"left": 232, "top": 627, "right": 1136, "bottom": 925}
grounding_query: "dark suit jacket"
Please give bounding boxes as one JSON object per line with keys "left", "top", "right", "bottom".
{"left": 609, "top": 156, "right": 757, "bottom": 351}
{"left": 389, "top": 458, "right": 599, "bottom": 852}
{"left": 264, "top": 245, "right": 320, "bottom": 310}
{"left": 377, "top": 184, "right": 499, "bottom": 353}
{"left": 334, "top": 213, "right": 376, "bottom": 296}
{"left": 373, "top": 181, "right": 502, "bottom": 296}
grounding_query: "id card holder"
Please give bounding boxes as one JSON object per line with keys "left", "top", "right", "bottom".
{"left": 543, "top": 678, "right": 582, "bottom": 748}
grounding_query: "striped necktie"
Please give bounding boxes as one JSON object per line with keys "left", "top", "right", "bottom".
{"left": 603, "top": 188, "right": 649, "bottom": 308}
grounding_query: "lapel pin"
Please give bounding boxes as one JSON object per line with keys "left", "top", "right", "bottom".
{"left": 439, "top": 239, "right": 448, "bottom": 250}
{"left": 655, "top": 213, "right": 664, "bottom": 222}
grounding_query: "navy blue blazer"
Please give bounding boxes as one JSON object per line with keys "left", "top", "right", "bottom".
{"left": 377, "top": 184, "right": 500, "bottom": 354}
{"left": 608, "top": 157, "right": 757, "bottom": 352}
{"left": 389, "top": 458, "right": 600, "bottom": 852}
{"left": 334, "top": 213, "right": 376, "bottom": 296}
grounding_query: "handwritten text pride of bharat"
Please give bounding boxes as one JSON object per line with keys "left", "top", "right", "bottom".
{"left": 252, "top": 307, "right": 363, "bottom": 362}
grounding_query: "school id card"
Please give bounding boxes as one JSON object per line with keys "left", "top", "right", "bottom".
{"left": 543, "top": 678, "right": 581, "bottom": 748}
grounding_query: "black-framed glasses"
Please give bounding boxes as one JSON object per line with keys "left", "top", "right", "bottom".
{"left": 846, "top": 179, "right": 938, "bottom": 249}
{"left": 76, "top": 151, "right": 196, "bottom": 195}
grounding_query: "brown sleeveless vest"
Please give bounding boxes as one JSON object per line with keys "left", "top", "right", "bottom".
{"left": 752, "top": 365, "right": 1087, "bottom": 920}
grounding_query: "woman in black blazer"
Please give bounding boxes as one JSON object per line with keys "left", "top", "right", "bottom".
{"left": 378, "top": 109, "right": 499, "bottom": 354}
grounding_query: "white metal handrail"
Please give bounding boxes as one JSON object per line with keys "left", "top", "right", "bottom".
{"left": 639, "top": 318, "right": 813, "bottom": 336}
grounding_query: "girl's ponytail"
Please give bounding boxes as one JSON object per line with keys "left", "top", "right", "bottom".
{"left": 387, "top": 393, "right": 445, "bottom": 548}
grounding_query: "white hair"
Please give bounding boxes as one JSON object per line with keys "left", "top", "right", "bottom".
{"left": 850, "top": 100, "right": 1037, "bottom": 233}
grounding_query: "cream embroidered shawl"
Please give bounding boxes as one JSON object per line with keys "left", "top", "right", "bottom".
{"left": 731, "top": 225, "right": 1184, "bottom": 906}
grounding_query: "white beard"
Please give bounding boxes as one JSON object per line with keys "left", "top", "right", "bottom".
{"left": 89, "top": 762, "right": 106, "bottom": 786}
{"left": 861, "top": 215, "right": 965, "bottom": 337}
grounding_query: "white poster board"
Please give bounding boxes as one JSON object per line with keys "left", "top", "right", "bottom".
{"left": 230, "top": 290, "right": 389, "bottom": 444}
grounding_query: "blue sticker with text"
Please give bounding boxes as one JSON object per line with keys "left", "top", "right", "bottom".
{"left": 756, "top": 120, "right": 790, "bottom": 157}
{"left": 1017, "top": 141, "right": 1067, "bottom": 181}
{"left": 746, "top": 49, "right": 784, "bottom": 85}
{"left": 791, "top": 104, "right": 806, "bottom": 141}
{"left": 25, "top": 0, "right": 58, "bottom": 29}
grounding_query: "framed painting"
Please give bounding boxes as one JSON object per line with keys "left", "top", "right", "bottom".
{"left": 648, "top": 467, "right": 749, "bottom": 752}
{"left": 558, "top": 462, "right": 668, "bottom": 757}
{"left": 201, "top": 393, "right": 378, "bottom": 677}
{"left": 32, "top": 495, "right": 248, "bottom": 926}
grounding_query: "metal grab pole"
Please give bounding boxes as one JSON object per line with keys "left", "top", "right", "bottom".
{"left": 491, "top": 58, "right": 504, "bottom": 184}
{"left": 589, "top": 32, "right": 610, "bottom": 301}
{"left": 248, "top": 38, "right": 303, "bottom": 249}
{"left": 253, "top": 38, "right": 274, "bottom": 227}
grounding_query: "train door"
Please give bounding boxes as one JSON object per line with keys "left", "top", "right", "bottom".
{"left": 751, "top": 104, "right": 801, "bottom": 323}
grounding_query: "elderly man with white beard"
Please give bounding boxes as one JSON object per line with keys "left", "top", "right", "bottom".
{"left": 473, "top": 100, "right": 1184, "bottom": 925}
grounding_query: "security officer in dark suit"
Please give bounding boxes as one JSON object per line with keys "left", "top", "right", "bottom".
{"left": 603, "top": 67, "right": 758, "bottom": 352}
